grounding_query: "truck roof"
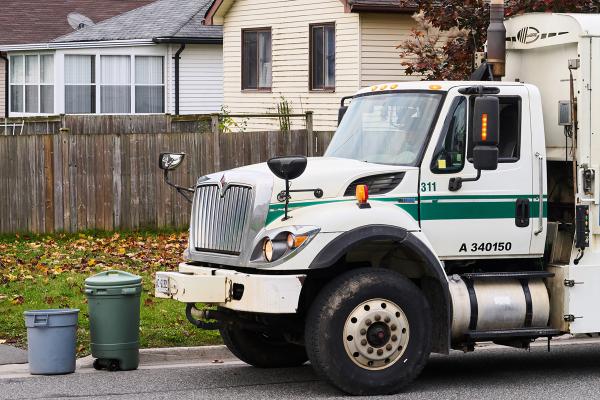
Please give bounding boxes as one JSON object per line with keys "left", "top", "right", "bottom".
{"left": 355, "top": 81, "right": 527, "bottom": 96}
{"left": 506, "top": 13, "right": 600, "bottom": 50}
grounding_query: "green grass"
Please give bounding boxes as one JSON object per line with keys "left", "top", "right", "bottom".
{"left": 0, "top": 231, "right": 221, "bottom": 356}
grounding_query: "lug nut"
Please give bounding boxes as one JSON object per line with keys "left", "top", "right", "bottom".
{"left": 365, "top": 319, "right": 372, "bottom": 326}
{"left": 390, "top": 324, "right": 397, "bottom": 331}
{"left": 367, "top": 347, "right": 374, "bottom": 354}
{"left": 377, "top": 349, "right": 383, "bottom": 356}
{"left": 360, "top": 328, "right": 367, "bottom": 335}
{"left": 384, "top": 316, "right": 390, "bottom": 323}
{"left": 374, "top": 315, "right": 381, "bottom": 321}
{"left": 361, "top": 339, "right": 367, "bottom": 346}
{"left": 391, "top": 335, "right": 398, "bottom": 342}
{"left": 386, "top": 344, "right": 392, "bottom": 351}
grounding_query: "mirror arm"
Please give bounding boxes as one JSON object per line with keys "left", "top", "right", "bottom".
{"left": 163, "top": 170, "right": 195, "bottom": 203}
{"left": 448, "top": 170, "right": 482, "bottom": 192}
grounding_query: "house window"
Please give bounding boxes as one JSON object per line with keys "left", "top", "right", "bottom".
{"left": 310, "top": 23, "right": 335, "bottom": 91}
{"left": 135, "top": 56, "right": 164, "bottom": 113}
{"left": 9, "top": 54, "right": 54, "bottom": 114}
{"left": 65, "top": 55, "right": 96, "bottom": 114}
{"left": 100, "top": 55, "right": 131, "bottom": 113}
{"left": 242, "top": 28, "right": 272, "bottom": 90}
{"left": 64, "top": 54, "right": 164, "bottom": 114}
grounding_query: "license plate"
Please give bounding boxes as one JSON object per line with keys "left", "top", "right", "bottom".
{"left": 155, "top": 275, "right": 170, "bottom": 294}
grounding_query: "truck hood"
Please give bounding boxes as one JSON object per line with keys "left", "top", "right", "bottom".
{"left": 205, "top": 157, "right": 417, "bottom": 203}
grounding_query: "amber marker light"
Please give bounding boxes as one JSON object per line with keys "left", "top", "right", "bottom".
{"left": 356, "top": 184, "right": 369, "bottom": 204}
{"left": 481, "top": 113, "right": 488, "bottom": 142}
{"left": 429, "top": 84, "right": 442, "bottom": 90}
{"left": 287, "top": 233, "right": 308, "bottom": 249}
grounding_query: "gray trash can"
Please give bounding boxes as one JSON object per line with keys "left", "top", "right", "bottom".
{"left": 23, "top": 309, "right": 80, "bottom": 375}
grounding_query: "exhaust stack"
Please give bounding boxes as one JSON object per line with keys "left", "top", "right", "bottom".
{"left": 487, "top": 0, "right": 506, "bottom": 80}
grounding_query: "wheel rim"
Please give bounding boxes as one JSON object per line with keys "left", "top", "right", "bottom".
{"left": 343, "top": 298, "right": 410, "bottom": 370}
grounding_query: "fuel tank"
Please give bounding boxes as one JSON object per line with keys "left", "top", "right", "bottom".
{"left": 448, "top": 274, "right": 550, "bottom": 341}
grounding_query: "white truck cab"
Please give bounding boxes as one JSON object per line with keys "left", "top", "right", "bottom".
{"left": 155, "top": 11, "right": 600, "bottom": 396}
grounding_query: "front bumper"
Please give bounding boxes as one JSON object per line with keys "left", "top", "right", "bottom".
{"left": 155, "top": 263, "right": 305, "bottom": 314}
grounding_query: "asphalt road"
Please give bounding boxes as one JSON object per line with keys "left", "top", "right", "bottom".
{"left": 2, "top": 341, "right": 600, "bottom": 400}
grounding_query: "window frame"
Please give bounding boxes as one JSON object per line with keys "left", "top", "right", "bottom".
{"left": 134, "top": 55, "right": 165, "bottom": 114}
{"left": 99, "top": 54, "right": 132, "bottom": 114}
{"left": 309, "top": 22, "right": 336, "bottom": 92}
{"left": 64, "top": 54, "right": 97, "bottom": 114}
{"left": 430, "top": 96, "right": 468, "bottom": 174}
{"left": 8, "top": 53, "right": 55, "bottom": 116}
{"left": 241, "top": 27, "right": 272, "bottom": 92}
{"left": 62, "top": 52, "right": 166, "bottom": 115}
{"left": 467, "top": 95, "right": 522, "bottom": 164}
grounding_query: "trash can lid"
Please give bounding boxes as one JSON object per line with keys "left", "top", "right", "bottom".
{"left": 85, "top": 270, "right": 142, "bottom": 287}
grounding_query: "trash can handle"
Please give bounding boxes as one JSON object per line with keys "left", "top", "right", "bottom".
{"left": 121, "top": 287, "right": 138, "bottom": 295}
{"left": 33, "top": 314, "right": 49, "bottom": 327}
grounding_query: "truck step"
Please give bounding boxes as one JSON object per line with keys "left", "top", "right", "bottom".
{"left": 465, "top": 328, "right": 561, "bottom": 341}
{"left": 461, "top": 271, "right": 554, "bottom": 280}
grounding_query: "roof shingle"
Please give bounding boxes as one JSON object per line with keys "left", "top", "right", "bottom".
{"left": 54, "top": 0, "right": 221, "bottom": 43}
{"left": 0, "top": 0, "right": 155, "bottom": 46}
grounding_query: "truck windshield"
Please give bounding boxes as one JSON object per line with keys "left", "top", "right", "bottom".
{"left": 325, "top": 92, "right": 443, "bottom": 166}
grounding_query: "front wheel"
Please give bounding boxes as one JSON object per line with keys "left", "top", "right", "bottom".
{"left": 305, "top": 268, "right": 432, "bottom": 395}
{"left": 219, "top": 326, "right": 308, "bottom": 368}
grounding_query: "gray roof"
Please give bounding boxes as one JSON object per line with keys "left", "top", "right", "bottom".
{"left": 53, "top": 0, "right": 222, "bottom": 43}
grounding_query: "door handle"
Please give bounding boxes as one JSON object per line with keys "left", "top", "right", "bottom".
{"left": 515, "top": 199, "right": 530, "bottom": 227}
{"left": 534, "top": 152, "right": 544, "bottom": 235}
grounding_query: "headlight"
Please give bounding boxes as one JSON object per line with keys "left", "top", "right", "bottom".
{"left": 263, "top": 239, "right": 274, "bottom": 262}
{"left": 262, "top": 237, "right": 289, "bottom": 263}
{"left": 254, "top": 226, "right": 320, "bottom": 264}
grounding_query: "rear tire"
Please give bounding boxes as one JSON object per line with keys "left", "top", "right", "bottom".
{"left": 305, "top": 268, "right": 432, "bottom": 395}
{"left": 220, "top": 326, "right": 308, "bottom": 368}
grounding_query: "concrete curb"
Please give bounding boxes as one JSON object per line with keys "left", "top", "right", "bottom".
{"left": 75, "top": 345, "right": 235, "bottom": 369}
{"left": 0, "top": 345, "right": 235, "bottom": 379}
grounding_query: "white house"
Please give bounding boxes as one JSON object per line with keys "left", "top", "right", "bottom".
{"left": 203, "top": 0, "right": 420, "bottom": 131}
{"left": 0, "top": 0, "right": 223, "bottom": 118}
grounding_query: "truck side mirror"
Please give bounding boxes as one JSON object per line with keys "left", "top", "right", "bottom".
{"left": 159, "top": 152, "right": 194, "bottom": 203}
{"left": 472, "top": 96, "right": 499, "bottom": 171}
{"left": 449, "top": 95, "right": 500, "bottom": 192}
{"left": 159, "top": 152, "right": 186, "bottom": 171}
{"left": 338, "top": 106, "right": 348, "bottom": 126}
{"left": 338, "top": 95, "right": 353, "bottom": 126}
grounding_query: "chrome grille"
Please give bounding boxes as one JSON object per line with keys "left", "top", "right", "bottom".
{"left": 191, "top": 184, "right": 253, "bottom": 255}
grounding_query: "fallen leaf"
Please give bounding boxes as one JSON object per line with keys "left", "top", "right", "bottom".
{"left": 10, "top": 295, "right": 24, "bottom": 305}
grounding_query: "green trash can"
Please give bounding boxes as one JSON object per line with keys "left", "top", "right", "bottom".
{"left": 85, "top": 270, "right": 142, "bottom": 371}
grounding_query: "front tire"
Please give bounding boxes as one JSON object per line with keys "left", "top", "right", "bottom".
{"left": 220, "top": 326, "right": 308, "bottom": 368}
{"left": 305, "top": 268, "right": 432, "bottom": 395}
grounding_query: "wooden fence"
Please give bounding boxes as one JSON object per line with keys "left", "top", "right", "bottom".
{"left": 0, "top": 114, "right": 335, "bottom": 234}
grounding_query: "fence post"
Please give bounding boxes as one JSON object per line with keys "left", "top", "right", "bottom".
{"left": 306, "top": 111, "right": 314, "bottom": 157}
{"left": 211, "top": 113, "right": 220, "bottom": 135}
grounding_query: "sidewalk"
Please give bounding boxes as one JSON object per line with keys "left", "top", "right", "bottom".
{"left": 0, "top": 345, "right": 235, "bottom": 380}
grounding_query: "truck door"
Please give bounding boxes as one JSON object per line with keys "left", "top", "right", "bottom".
{"left": 419, "top": 86, "right": 536, "bottom": 259}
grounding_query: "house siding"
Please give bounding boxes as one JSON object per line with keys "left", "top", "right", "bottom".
{"left": 0, "top": 61, "right": 5, "bottom": 118}
{"left": 359, "top": 13, "right": 418, "bottom": 88}
{"left": 167, "top": 44, "right": 223, "bottom": 115}
{"left": 222, "top": 0, "right": 360, "bottom": 131}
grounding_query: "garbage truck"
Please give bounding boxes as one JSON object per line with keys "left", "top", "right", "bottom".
{"left": 155, "top": 3, "right": 600, "bottom": 395}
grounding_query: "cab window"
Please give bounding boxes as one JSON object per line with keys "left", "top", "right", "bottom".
{"left": 431, "top": 97, "right": 467, "bottom": 174}
{"left": 468, "top": 96, "right": 521, "bottom": 162}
